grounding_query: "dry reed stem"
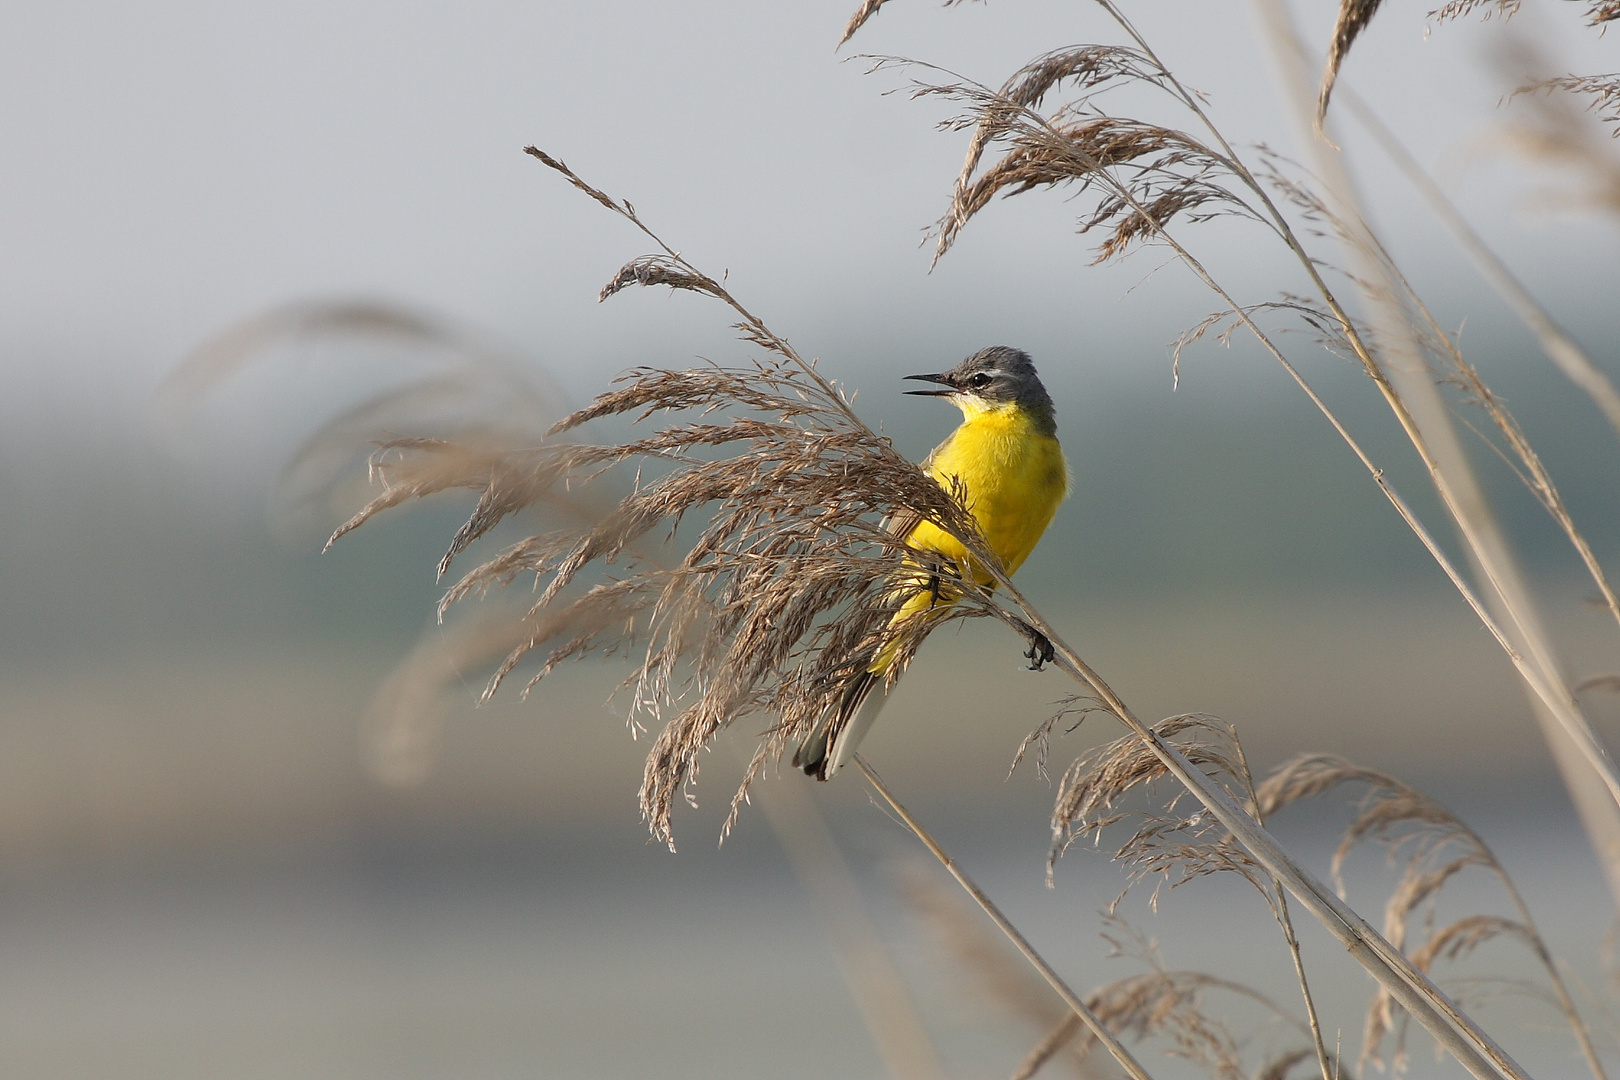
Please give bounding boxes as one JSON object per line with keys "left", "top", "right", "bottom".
{"left": 898, "top": 865, "right": 1096, "bottom": 1079}
{"left": 906, "top": 891, "right": 1334, "bottom": 1080}
{"left": 1259, "top": 155, "right": 1620, "bottom": 644}
{"left": 855, "top": 755, "right": 1162, "bottom": 1080}
{"left": 987, "top": 571, "right": 1528, "bottom": 1080}
{"left": 1324, "top": 78, "right": 1620, "bottom": 441}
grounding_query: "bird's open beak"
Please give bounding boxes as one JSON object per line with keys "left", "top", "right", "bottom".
{"left": 903, "top": 372, "right": 956, "bottom": 397}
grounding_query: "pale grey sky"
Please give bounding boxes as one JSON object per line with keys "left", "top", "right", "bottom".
{"left": 0, "top": 0, "right": 1614, "bottom": 441}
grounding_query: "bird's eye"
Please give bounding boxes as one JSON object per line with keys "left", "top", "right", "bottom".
{"left": 968, "top": 372, "right": 993, "bottom": 389}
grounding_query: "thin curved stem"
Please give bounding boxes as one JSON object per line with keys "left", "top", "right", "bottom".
{"left": 852, "top": 755, "right": 1161, "bottom": 1080}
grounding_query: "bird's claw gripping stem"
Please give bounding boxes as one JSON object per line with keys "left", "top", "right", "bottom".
{"left": 1010, "top": 617, "right": 1055, "bottom": 671}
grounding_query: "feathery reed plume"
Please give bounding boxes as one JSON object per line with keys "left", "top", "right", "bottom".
{"left": 1318, "top": 0, "right": 1524, "bottom": 128}
{"left": 865, "top": 49, "right": 1257, "bottom": 266}
{"left": 1318, "top": 0, "right": 1385, "bottom": 129}
{"left": 1257, "top": 755, "right": 1608, "bottom": 1080}
{"left": 1046, "top": 714, "right": 1338, "bottom": 1080}
{"left": 324, "top": 155, "right": 1015, "bottom": 848}
{"left": 164, "top": 299, "right": 569, "bottom": 533}
{"left": 1316, "top": 0, "right": 1620, "bottom": 146}
{"left": 1429, "top": 0, "right": 1522, "bottom": 23}
{"left": 1048, "top": 715, "right": 1264, "bottom": 900}
{"left": 1515, "top": 74, "right": 1620, "bottom": 136}
{"left": 349, "top": 361, "right": 1004, "bottom": 847}
{"left": 840, "top": 0, "right": 893, "bottom": 47}
{"left": 359, "top": 603, "right": 592, "bottom": 785}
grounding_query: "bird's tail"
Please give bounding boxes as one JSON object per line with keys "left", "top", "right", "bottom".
{"left": 792, "top": 670, "right": 891, "bottom": 781}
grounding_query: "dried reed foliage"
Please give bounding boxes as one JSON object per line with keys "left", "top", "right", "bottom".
{"left": 863, "top": 48, "right": 1257, "bottom": 266}
{"left": 1318, "top": 0, "right": 1527, "bottom": 126}
{"left": 165, "top": 299, "right": 569, "bottom": 533}
{"left": 1045, "top": 715, "right": 1338, "bottom": 1080}
{"left": 840, "top": 0, "right": 893, "bottom": 46}
{"left": 1257, "top": 755, "right": 1607, "bottom": 1079}
{"left": 1430, "top": 0, "right": 1523, "bottom": 22}
{"left": 855, "top": 2, "right": 1620, "bottom": 823}
{"left": 1319, "top": 0, "right": 1615, "bottom": 129}
{"left": 1318, "top": 0, "right": 1385, "bottom": 127}
{"left": 1048, "top": 715, "right": 1268, "bottom": 902}
{"left": 838, "top": 6, "right": 1606, "bottom": 1078}
{"left": 325, "top": 155, "right": 1016, "bottom": 847}
{"left": 332, "top": 360, "right": 1004, "bottom": 845}
{"left": 359, "top": 608, "right": 548, "bottom": 785}
{"left": 1499, "top": 64, "right": 1620, "bottom": 215}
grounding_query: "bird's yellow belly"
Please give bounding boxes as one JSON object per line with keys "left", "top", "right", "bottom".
{"left": 905, "top": 418, "right": 1067, "bottom": 583}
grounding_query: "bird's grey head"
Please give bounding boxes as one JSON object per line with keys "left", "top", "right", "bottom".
{"left": 903, "top": 346, "right": 1056, "bottom": 434}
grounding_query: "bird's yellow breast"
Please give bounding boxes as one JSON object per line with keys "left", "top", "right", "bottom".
{"left": 904, "top": 400, "right": 1069, "bottom": 582}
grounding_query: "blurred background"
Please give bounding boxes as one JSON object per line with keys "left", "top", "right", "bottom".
{"left": 2, "top": 1, "right": 1619, "bottom": 1077}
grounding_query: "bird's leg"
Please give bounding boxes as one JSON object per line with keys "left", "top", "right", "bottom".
{"left": 924, "top": 557, "right": 964, "bottom": 610}
{"left": 1008, "top": 616, "right": 1055, "bottom": 671}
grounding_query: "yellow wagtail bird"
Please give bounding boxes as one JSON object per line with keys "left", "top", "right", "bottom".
{"left": 793, "top": 346, "right": 1069, "bottom": 780}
